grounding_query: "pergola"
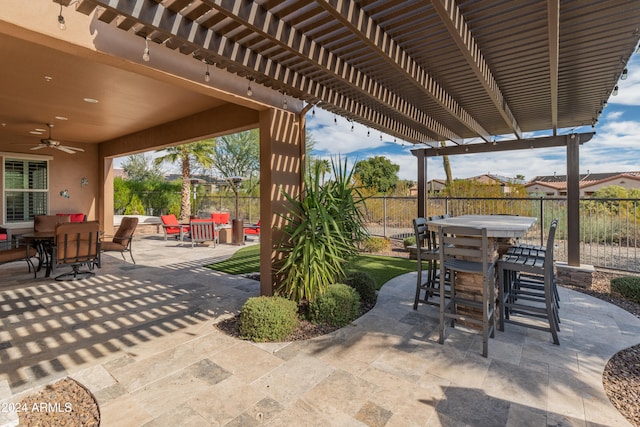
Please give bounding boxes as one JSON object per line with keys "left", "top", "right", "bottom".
{"left": 1, "top": 0, "right": 640, "bottom": 292}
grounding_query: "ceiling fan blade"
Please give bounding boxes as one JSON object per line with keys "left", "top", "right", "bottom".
{"left": 56, "top": 146, "right": 77, "bottom": 154}
{"left": 30, "top": 145, "right": 46, "bottom": 150}
{"left": 61, "top": 146, "right": 85, "bottom": 152}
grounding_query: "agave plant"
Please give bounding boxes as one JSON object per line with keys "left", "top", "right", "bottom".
{"left": 275, "top": 156, "right": 368, "bottom": 302}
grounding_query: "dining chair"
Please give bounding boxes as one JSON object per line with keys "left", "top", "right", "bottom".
{"left": 438, "top": 225, "right": 495, "bottom": 357}
{"left": 497, "top": 219, "right": 559, "bottom": 344}
{"left": 101, "top": 216, "right": 139, "bottom": 263}
{"left": 51, "top": 221, "right": 101, "bottom": 281}
{"left": 412, "top": 217, "right": 440, "bottom": 309}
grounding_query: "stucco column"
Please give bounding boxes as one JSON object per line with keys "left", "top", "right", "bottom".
{"left": 259, "top": 108, "right": 303, "bottom": 296}
{"left": 100, "top": 157, "right": 115, "bottom": 235}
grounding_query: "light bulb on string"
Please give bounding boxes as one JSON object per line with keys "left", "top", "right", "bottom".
{"left": 142, "top": 37, "right": 150, "bottom": 62}
{"left": 204, "top": 61, "right": 211, "bottom": 82}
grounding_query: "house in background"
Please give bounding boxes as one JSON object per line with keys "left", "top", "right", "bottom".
{"left": 525, "top": 172, "right": 640, "bottom": 197}
{"left": 412, "top": 174, "right": 524, "bottom": 196}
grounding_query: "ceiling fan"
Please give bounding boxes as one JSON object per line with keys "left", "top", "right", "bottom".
{"left": 32, "top": 123, "right": 84, "bottom": 154}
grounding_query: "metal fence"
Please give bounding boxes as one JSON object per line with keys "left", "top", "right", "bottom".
{"left": 362, "top": 196, "right": 640, "bottom": 273}
{"left": 131, "top": 193, "right": 640, "bottom": 272}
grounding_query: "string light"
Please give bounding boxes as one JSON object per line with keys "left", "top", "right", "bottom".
{"left": 379, "top": 133, "right": 383, "bottom": 141}
{"left": 351, "top": 122, "right": 354, "bottom": 132}
{"left": 613, "top": 85, "right": 619, "bottom": 96}
{"left": 142, "top": 37, "right": 150, "bottom": 62}
{"left": 334, "top": 115, "right": 337, "bottom": 124}
{"left": 312, "top": 107, "right": 315, "bottom": 117}
{"left": 246, "top": 78, "right": 253, "bottom": 97}
{"left": 282, "top": 94, "right": 288, "bottom": 110}
{"left": 58, "top": 3, "right": 66, "bottom": 30}
{"left": 367, "top": 128, "right": 370, "bottom": 137}
{"left": 203, "top": 61, "right": 211, "bottom": 82}
{"left": 621, "top": 68, "right": 628, "bottom": 80}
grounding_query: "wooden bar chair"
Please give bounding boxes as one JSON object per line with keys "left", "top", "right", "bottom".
{"left": 438, "top": 225, "right": 496, "bottom": 357}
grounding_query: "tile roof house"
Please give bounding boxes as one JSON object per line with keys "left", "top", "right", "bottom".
{"left": 525, "top": 172, "right": 640, "bottom": 197}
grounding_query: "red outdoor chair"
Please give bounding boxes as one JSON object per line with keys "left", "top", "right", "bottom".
{"left": 211, "top": 212, "right": 230, "bottom": 225}
{"left": 243, "top": 220, "right": 260, "bottom": 240}
{"left": 160, "top": 214, "right": 189, "bottom": 241}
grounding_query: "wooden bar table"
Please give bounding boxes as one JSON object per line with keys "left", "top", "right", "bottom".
{"left": 427, "top": 215, "right": 537, "bottom": 326}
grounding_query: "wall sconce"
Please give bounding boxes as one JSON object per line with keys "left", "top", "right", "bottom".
{"left": 60, "top": 189, "right": 70, "bottom": 199}
{"left": 80, "top": 177, "right": 88, "bottom": 187}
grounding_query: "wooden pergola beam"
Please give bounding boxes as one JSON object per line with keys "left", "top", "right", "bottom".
{"left": 431, "top": 0, "right": 522, "bottom": 139}
{"left": 411, "top": 132, "right": 594, "bottom": 157}
{"left": 84, "top": 0, "right": 437, "bottom": 143}
{"left": 315, "top": 0, "right": 491, "bottom": 143}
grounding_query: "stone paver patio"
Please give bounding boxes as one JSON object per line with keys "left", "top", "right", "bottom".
{"left": 0, "top": 235, "right": 638, "bottom": 426}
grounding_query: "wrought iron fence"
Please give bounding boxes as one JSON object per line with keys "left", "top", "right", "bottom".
{"left": 125, "top": 192, "right": 640, "bottom": 272}
{"left": 362, "top": 196, "right": 640, "bottom": 273}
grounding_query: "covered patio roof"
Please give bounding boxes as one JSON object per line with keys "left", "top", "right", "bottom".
{"left": 61, "top": 0, "right": 640, "bottom": 148}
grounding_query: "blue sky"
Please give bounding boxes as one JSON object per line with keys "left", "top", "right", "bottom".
{"left": 308, "top": 55, "right": 640, "bottom": 183}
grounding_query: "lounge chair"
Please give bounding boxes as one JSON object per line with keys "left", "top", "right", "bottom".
{"left": 101, "top": 216, "right": 139, "bottom": 263}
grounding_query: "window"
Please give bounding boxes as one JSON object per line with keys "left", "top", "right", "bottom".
{"left": 4, "top": 158, "right": 48, "bottom": 223}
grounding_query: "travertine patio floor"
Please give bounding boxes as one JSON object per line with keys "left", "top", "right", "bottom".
{"left": 0, "top": 235, "right": 638, "bottom": 426}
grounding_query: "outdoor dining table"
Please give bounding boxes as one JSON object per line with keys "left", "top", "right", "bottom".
{"left": 21, "top": 231, "right": 55, "bottom": 278}
{"left": 426, "top": 214, "right": 537, "bottom": 325}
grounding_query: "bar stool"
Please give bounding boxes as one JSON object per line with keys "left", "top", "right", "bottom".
{"left": 412, "top": 217, "right": 440, "bottom": 309}
{"left": 497, "top": 219, "right": 559, "bottom": 344}
{"left": 438, "top": 225, "right": 495, "bottom": 357}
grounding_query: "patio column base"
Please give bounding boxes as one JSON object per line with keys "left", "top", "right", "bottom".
{"left": 556, "top": 262, "right": 595, "bottom": 289}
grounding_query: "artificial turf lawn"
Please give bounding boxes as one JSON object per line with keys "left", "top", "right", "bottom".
{"left": 206, "top": 244, "right": 417, "bottom": 289}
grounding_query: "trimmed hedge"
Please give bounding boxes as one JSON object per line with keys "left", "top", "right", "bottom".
{"left": 239, "top": 296, "right": 299, "bottom": 342}
{"left": 310, "top": 284, "right": 360, "bottom": 327}
{"left": 344, "top": 270, "right": 377, "bottom": 305}
{"left": 611, "top": 276, "right": 640, "bottom": 304}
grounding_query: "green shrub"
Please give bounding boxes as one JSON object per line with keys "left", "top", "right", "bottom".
{"left": 239, "top": 296, "right": 299, "bottom": 342}
{"left": 403, "top": 236, "right": 416, "bottom": 248}
{"left": 344, "top": 270, "right": 377, "bottom": 305}
{"left": 360, "top": 237, "right": 391, "bottom": 253}
{"left": 275, "top": 156, "right": 368, "bottom": 303}
{"left": 611, "top": 276, "right": 640, "bottom": 303}
{"left": 309, "top": 284, "right": 360, "bottom": 327}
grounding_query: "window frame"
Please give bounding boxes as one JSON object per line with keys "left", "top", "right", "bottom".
{"left": 1, "top": 152, "right": 52, "bottom": 227}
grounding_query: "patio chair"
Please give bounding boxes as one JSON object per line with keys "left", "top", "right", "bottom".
{"left": 34, "top": 214, "right": 70, "bottom": 233}
{"left": 413, "top": 217, "right": 440, "bottom": 309}
{"left": 189, "top": 219, "right": 218, "bottom": 247}
{"left": 243, "top": 220, "right": 260, "bottom": 239}
{"left": 51, "top": 221, "right": 101, "bottom": 281}
{"left": 0, "top": 226, "right": 11, "bottom": 251}
{"left": 160, "top": 214, "right": 189, "bottom": 241}
{"left": 438, "top": 225, "right": 495, "bottom": 357}
{"left": 497, "top": 219, "right": 560, "bottom": 344}
{"left": 101, "top": 216, "right": 139, "bottom": 264}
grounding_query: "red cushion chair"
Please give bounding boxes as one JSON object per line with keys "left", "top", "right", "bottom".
{"left": 56, "top": 213, "right": 86, "bottom": 222}
{"left": 243, "top": 220, "right": 260, "bottom": 238}
{"left": 211, "top": 212, "right": 230, "bottom": 225}
{"left": 160, "top": 214, "right": 190, "bottom": 241}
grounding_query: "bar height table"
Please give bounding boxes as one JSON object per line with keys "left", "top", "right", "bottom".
{"left": 427, "top": 215, "right": 537, "bottom": 327}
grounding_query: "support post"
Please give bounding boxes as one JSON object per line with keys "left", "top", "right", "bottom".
{"left": 566, "top": 134, "right": 580, "bottom": 266}
{"left": 415, "top": 150, "right": 427, "bottom": 218}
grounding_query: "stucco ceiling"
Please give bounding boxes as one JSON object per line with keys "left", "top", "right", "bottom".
{"left": 0, "top": 32, "right": 224, "bottom": 148}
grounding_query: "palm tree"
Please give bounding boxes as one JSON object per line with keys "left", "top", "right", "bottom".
{"left": 311, "top": 158, "right": 331, "bottom": 185}
{"left": 155, "top": 140, "right": 215, "bottom": 220}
